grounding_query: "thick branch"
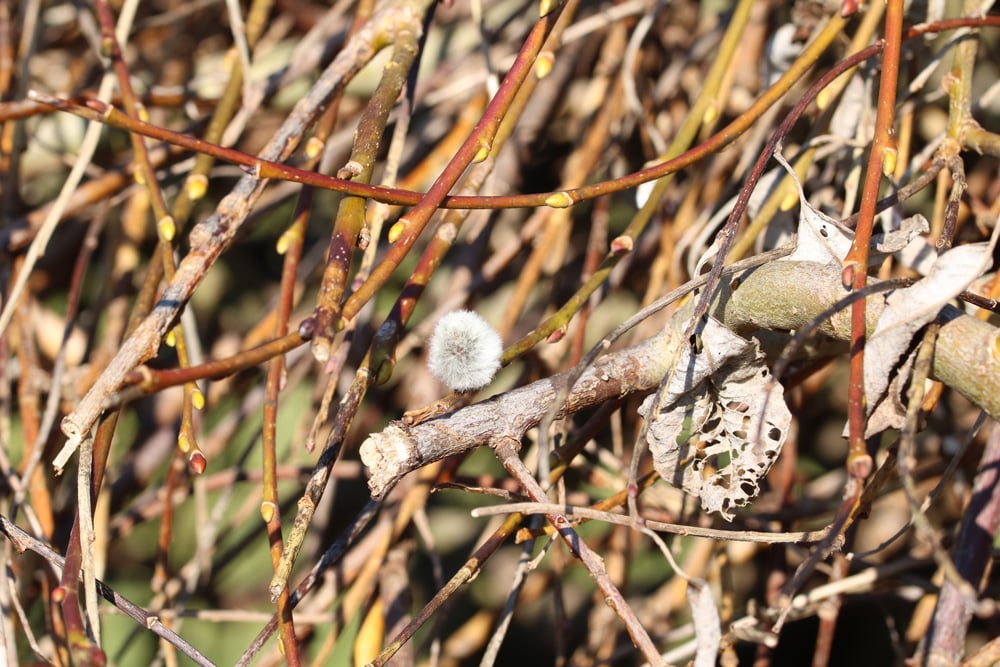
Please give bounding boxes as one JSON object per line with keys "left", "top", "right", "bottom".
{"left": 360, "top": 259, "right": 1000, "bottom": 498}
{"left": 923, "top": 424, "right": 1000, "bottom": 665}
{"left": 360, "top": 328, "right": 679, "bottom": 498}
{"left": 718, "top": 260, "right": 1000, "bottom": 420}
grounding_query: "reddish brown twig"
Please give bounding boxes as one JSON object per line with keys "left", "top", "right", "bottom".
{"left": 840, "top": 0, "right": 905, "bottom": 499}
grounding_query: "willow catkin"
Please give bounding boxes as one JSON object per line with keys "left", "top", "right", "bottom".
{"left": 427, "top": 310, "right": 503, "bottom": 392}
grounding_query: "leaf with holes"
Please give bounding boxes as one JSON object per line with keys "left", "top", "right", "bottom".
{"left": 638, "top": 317, "right": 790, "bottom": 520}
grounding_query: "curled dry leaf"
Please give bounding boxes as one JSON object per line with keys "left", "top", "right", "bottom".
{"left": 763, "top": 24, "right": 803, "bottom": 87}
{"left": 772, "top": 151, "right": 927, "bottom": 266}
{"left": 864, "top": 231, "right": 999, "bottom": 432}
{"left": 638, "top": 317, "right": 790, "bottom": 520}
{"left": 772, "top": 142, "right": 991, "bottom": 436}
{"left": 780, "top": 180, "right": 855, "bottom": 265}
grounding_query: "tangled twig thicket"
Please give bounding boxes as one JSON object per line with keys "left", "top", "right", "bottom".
{"left": 2, "top": 0, "right": 1000, "bottom": 665}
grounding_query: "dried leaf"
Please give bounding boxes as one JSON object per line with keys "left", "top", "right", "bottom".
{"left": 864, "top": 240, "right": 997, "bottom": 426}
{"left": 864, "top": 350, "right": 916, "bottom": 436}
{"left": 772, "top": 152, "right": 854, "bottom": 264}
{"left": 874, "top": 213, "right": 929, "bottom": 256}
{"left": 772, "top": 152, "right": 927, "bottom": 266}
{"left": 639, "top": 318, "right": 791, "bottom": 520}
{"left": 829, "top": 73, "right": 866, "bottom": 140}
{"left": 764, "top": 24, "right": 802, "bottom": 87}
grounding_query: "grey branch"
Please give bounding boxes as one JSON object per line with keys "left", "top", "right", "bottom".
{"left": 360, "top": 260, "right": 1000, "bottom": 498}
{"left": 719, "top": 260, "right": 1000, "bottom": 420}
{"left": 361, "top": 328, "right": 680, "bottom": 498}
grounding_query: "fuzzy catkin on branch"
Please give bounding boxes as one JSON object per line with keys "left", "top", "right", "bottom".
{"left": 361, "top": 327, "right": 681, "bottom": 498}
{"left": 360, "top": 259, "right": 1000, "bottom": 497}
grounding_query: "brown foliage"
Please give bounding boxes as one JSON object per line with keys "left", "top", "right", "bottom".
{"left": 2, "top": 0, "right": 1000, "bottom": 665}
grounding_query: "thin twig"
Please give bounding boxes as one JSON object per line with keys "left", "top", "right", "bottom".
{"left": 471, "top": 502, "right": 834, "bottom": 544}
{"left": 492, "top": 439, "right": 665, "bottom": 665}
{"left": 0, "top": 514, "right": 215, "bottom": 667}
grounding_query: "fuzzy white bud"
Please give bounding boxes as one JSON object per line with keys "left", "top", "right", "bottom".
{"left": 427, "top": 310, "right": 503, "bottom": 392}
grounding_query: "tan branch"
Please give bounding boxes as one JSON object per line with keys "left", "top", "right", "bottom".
{"left": 57, "top": 0, "right": 421, "bottom": 464}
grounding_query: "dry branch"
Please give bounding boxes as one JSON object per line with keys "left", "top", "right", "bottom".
{"left": 361, "top": 326, "right": 678, "bottom": 498}
{"left": 361, "top": 259, "right": 1000, "bottom": 497}
{"left": 7, "top": 2, "right": 1000, "bottom": 664}
{"left": 719, "top": 260, "right": 1000, "bottom": 419}
{"left": 0, "top": 514, "right": 213, "bottom": 667}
